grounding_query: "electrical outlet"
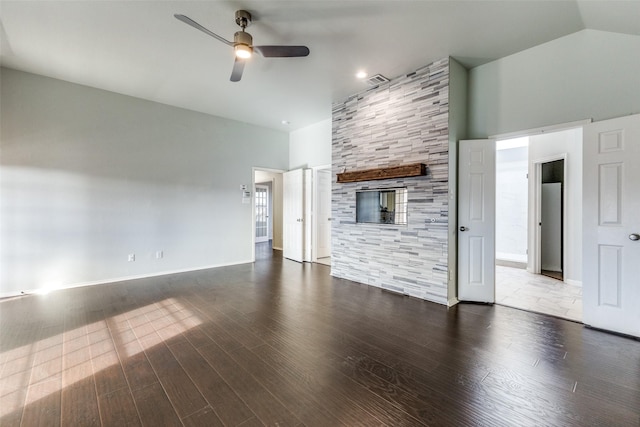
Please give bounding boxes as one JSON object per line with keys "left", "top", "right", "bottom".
{"left": 128, "top": 254, "right": 135, "bottom": 262}
{"left": 156, "top": 250, "right": 163, "bottom": 259}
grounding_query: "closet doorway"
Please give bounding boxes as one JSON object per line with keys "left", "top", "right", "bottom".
{"left": 540, "top": 159, "right": 564, "bottom": 281}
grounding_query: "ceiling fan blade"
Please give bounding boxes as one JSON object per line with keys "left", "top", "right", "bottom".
{"left": 230, "top": 57, "right": 245, "bottom": 82}
{"left": 253, "top": 45, "right": 310, "bottom": 58}
{"left": 174, "top": 14, "right": 234, "bottom": 47}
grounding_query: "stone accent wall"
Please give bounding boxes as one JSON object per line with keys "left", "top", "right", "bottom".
{"left": 331, "top": 58, "right": 450, "bottom": 304}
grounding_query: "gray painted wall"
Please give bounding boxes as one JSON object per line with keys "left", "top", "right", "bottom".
{"left": 0, "top": 68, "right": 289, "bottom": 296}
{"left": 469, "top": 30, "right": 640, "bottom": 138}
{"left": 446, "top": 58, "right": 468, "bottom": 302}
{"left": 289, "top": 118, "right": 332, "bottom": 169}
{"left": 331, "top": 58, "right": 452, "bottom": 305}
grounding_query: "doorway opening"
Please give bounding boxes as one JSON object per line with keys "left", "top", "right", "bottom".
{"left": 253, "top": 168, "right": 284, "bottom": 261}
{"left": 255, "top": 184, "right": 270, "bottom": 244}
{"left": 494, "top": 128, "right": 582, "bottom": 322}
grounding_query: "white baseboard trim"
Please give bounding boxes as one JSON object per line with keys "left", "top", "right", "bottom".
{"left": 0, "top": 260, "right": 254, "bottom": 299}
{"left": 272, "top": 246, "right": 283, "bottom": 251}
{"left": 496, "top": 259, "right": 527, "bottom": 269}
{"left": 447, "top": 297, "right": 459, "bottom": 307}
{"left": 565, "top": 279, "right": 582, "bottom": 287}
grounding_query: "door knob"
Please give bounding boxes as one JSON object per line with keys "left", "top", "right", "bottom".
{"left": 460, "top": 226, "right": 468, "bottom": 232}
{"left": 630, "top": 233, "right": 640, "bottom": 241}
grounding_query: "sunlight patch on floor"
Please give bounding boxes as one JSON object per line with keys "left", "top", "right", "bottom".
{"left": 0, "top": 298, "right": 201, "bottom": 418}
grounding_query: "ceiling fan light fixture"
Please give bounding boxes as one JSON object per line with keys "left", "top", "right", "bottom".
{"left": 235, "top": 44, "right": 252, "bottom": 59}
{"left": 175, "top": 10, "right": 310, "bottom": 82}
{"left": 234, "top": 30, "right": 253, "bottom": 59}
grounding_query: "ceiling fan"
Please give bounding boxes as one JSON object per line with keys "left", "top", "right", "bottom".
{"left": 174, "top": 10, "right": 310, "bottom": 82}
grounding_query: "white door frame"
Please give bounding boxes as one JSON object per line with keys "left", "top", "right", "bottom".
{"left": 529, "top": 153, "right": 568, "bottom": 277}
{"left": 252, "top": 167, "right": 285, "bottom": 262}
{"left": 311, "top": 165, "right": 332, "bottom": 262}
{"left": 303, "top": 169, "right": 313, "bottom": 262}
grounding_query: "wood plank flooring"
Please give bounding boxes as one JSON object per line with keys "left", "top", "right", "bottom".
{"left": 1, "top": 245, "right": 639, "bottom": 426}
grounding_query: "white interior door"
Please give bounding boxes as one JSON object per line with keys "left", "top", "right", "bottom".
{"left": 303, "top": 169, "right": 312, "bottom": 262}
{"left": 255, "top": 184, "right": 269, "bottom": 243}
{"left": 458, "top": 139, "right": 496, "bottom": 303}
{"left": 316, "top": 169, "right": 332, "bottom": 259}
{"left": 283, "top": 169, "right": 304, "bottom": 262}
{"left": 583, "top": 114, "right": 640, "bottom": 337}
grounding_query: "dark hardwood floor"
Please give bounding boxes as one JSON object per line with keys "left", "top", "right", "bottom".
{"left": 1, "top": 244, "right": 639, "bottom": 426}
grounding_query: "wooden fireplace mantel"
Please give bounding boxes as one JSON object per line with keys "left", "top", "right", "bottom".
{"left": 336, "top": 163, "right": 427, "bottom": 183}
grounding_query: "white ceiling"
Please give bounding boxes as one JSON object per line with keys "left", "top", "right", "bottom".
{"left": 1, "top": 1, "right": 639, "bottom": 131}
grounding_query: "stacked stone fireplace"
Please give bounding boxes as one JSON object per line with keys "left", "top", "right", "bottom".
{"left": 331, "top": 58, "right": 452, "bottom": 304}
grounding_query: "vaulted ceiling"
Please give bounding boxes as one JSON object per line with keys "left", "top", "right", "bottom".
{"left": 1, "top": 1, "right": 638, "bottom": 131}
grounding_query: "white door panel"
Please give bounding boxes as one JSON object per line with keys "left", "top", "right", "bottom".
{"left": 583, "top": 114, "right": 640, "bottom": 337}
{"left": 283, "top": 169, "right": 304, "bottom": 262}
{"left": 458, "top": 140, "right": 496, "bottom": 303}
{"left": 317, "top": 169, "right": 332, "bottom": 259}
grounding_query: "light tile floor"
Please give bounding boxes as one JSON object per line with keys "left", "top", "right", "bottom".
{"left": 496, "top": 265, "right": 583, "bottom": 322}
{"left": 316, "top": 257, "right": 331, "bottom": 266}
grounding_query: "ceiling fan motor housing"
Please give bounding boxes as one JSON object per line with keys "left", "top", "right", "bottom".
{"left": 234, "top": 30, "right": 253, "bottom": 47}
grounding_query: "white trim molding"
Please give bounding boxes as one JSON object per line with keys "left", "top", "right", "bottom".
{"left": 490, "top": 119, "right": 591, "bottom": 140}
{"left": 0, "top": 260, "right": 253, "bottom": 299}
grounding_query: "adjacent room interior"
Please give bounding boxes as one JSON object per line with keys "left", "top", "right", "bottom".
{"left": 495, "top": 129, "right": 583, "bottom": 322}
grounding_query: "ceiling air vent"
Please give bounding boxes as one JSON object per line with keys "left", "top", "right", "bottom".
{"left": 366, "top": 74, "right": 390, "bottom": 86}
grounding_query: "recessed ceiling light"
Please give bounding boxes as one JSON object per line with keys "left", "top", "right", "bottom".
{"left": 356, "top": 71, "right": 368, "bottom": 79}
{"left": 281, "top": 120, "right": 290, "bottom": 125}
